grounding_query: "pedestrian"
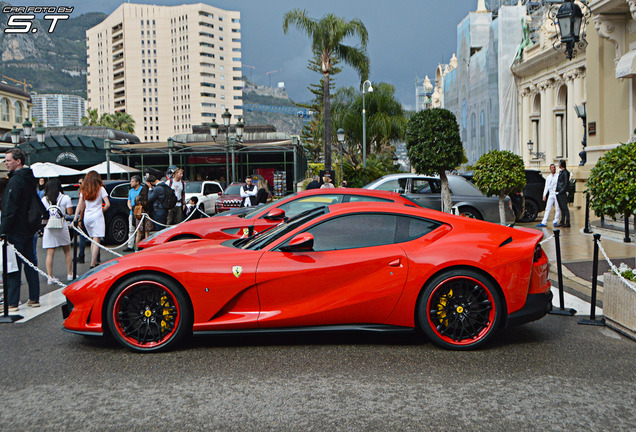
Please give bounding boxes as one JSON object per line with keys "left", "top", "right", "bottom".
{"left": 320, "top": 173, "right": 335, "bottom": 189}
{"left": 41, "top": 178, "right": 74, "bottom": 284}
{"left": 147, "top": 174, "right": 171, "bottom": 230}
{"left": 74, "top": 177, "right": 88, "bottom": 264}
{"left": 185, "top": 196, "right": 201, "bottom": 220}
{"left": 124, "top": 175, "right": 142, "bottom": 252}
{"left": 0, "top": 177, "right": 19, "bottom": 305}
{"left": 0, "top": 148, "right": 41, "bottom": 311}
{"left": 536, "top": 164, "right": 560, "bottom": 228}
{"left": 240, "top": 176, "right": 257, "bottom": 207}
{"left": 556, "top": 159, "right": 571, "bottom": 227}
{"left": 73, "top": 170, "right": 110, "bottom": 268}
{"left": 36, "top": 178, "right": 46, "bottom": 199}
{"left": 255, "top": 179, "right": 271, "bottom": 205}
{"left": 166, "top": 168, "right": 186, "bottom": 225}
{"left": 134, "top": 182, "right": 155, "bottom": 244}
{"left": 340, "top": 180, "right": 348, "bottom": 188}
{"left": 306, "top": 175, "right": 320, "bottom": 190}
{"left": 219, "top": 176, "right": 227, "bottom": 190}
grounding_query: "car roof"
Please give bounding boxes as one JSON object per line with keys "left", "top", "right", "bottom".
{"left": 295, "top": 187, "right": 402, "bottom": 198}
{"left": 324, "top": 200, "right": 443, "bottom": 219}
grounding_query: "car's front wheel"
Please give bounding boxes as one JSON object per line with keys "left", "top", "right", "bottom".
{"left": 458, "top": 206, "right": 483, "bottom": 220}
{"left": 106, "top": 274, "right": 192, "bottom": 353}
{"left": 105, "top": 214, "right": 128, "bottom": 245}
{"left": 519, "top": 199, "right": 539, "bottom": 223}
{"left": 418, "top": 269, "right": 501, "bottom": 350}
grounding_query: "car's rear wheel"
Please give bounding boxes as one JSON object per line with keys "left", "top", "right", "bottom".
{"left": 418, "top": 270, "right": 501, "bottom": 350}
{"left": 458, "top": 206, "right": 483, "bottom": 220}
{"left": 520, "top": 199, "right": 539, "bottom": 223}
{"left": 105, "top": 214, "right": 128, "bottom": 245}
{"left": 107, "top": 274, "right": 191, "bottom": 353}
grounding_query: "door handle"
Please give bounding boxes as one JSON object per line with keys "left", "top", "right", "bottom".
{"left": 388, "top": 258, "right": 401, "bottom": 267}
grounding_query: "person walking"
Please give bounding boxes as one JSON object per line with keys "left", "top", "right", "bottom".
{"left": 0, "top": 148, "right": 41, "bottom": 311}
{"left": 255, "top": 179, "right": 271, "bottom": 205}
{"left": 134, "top": 182, "right": 155, "bottom": 245}
{"left": 147, "top": 174, "right": 171, "bottom": 230}
{"left": 124, "top": 175, "right": 142, "bottom": 252}
{"left": 73, "top": 170, "right": 110, "bottom": 268}
{"left": 306, "top": 175, "right": 320, "bottom": 190}
{"left": 166, "top": 168, "right": 186, "bottom": 225}
{"left": 536, "top": 164, "right": 560, "bottom": 228}
{"left": 41, "top": 178, "right": 74, "bottom": 284}
{"left": 240, "top": 176, "right": 257, "bottom": 207}
{"left": 556, "top": 160, "right": 571, "bottom": 227}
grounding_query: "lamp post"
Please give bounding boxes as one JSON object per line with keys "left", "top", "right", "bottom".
{"left": 574, "top": 103, "right": 587, "bottom": 166}
{"left": 104, "top": 139, "right": 111, "bottom": 180}
{"left": 222, "top": 108, "right": 232, "bottom": 182}
{"left": 527, "top": 139, "right": 545, "bottom": 160}
{"left": 22, "top": 119, "right": 32, "bottom": 139}
{"left": 220, "top": 108, "right": 244, "bottom": 183}
{"left": 556, "top": 0, "right": 583, "bottom": 60}
{"left": 362, "top": 80, "right": 373, "bottom": 169}
{"left": 337, "top": 128, "right": 345, "bottom": 182}
{"left": 167, "top": 137, "right": 174, "bottom": 167}
{"left": 233, "top": 117, "right": 244, "bottom": 183}
{"left": 10, "top": 126, "right": 20, "bottom": 146}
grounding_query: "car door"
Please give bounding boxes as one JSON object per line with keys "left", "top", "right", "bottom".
{"left": 202, "top": 182, "right": 222, "bottom": 214}
{"left": 406, "top": 178, "right": 443, "bottom": 211}
{"left": 255, "top": 213, "right": 408, "bottom": 328}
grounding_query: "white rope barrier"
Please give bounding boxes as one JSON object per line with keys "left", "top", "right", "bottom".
{"left": 3, "top": 240, "right": 67, "bottom": 289}
{"left": 595, "top": 238, "right": 636, "bottom": 293}
{"left": 71, "top": 224, "right": 123, "bottom": 258}
{"left": 540, "top": 234, "right": 555, "bottom": 245}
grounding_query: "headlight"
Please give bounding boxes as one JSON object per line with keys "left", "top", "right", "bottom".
{"left": 74, "top": 261, "right": 119, "bottom": 283}
{"left": 145, "top": 225, "right": 178, "bottom": 242}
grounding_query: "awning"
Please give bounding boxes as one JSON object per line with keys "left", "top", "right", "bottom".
{"left": 81, "top": 161, "right": 140, "bottom": 175}
{"left": 616, "top": 49, "right": 636, "bottom": 79}
{"left": 31, "top": 162, "right": 83, "bottom": 178}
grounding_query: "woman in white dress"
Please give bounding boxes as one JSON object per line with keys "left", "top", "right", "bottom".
{"left": 41, "top": 178, "right": 74, "bottom": 284}
{"left": 73, "top": 170, "right": 110, "bottom": 268}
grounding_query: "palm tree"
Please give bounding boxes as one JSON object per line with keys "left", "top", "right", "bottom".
{"left": 283, "top": 9, "right": 369, "bottom": 171}
{"left": 110, "top": 111, "right": 136, "bottom": 133}
{"left": 81, "top": 108, "right": 100, "bottom": 126}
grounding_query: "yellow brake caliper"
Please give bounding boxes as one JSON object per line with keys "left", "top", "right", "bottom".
{"left": 435, "top": 289, "right": 453, "bottom": 327}
{"left": 160, "top": 295, "right": 172, "bottom": 333}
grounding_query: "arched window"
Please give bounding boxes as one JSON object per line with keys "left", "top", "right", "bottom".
{"left": 530, "top": 94, "right": 541, "bottom": 158}
{"left": 14, "top": 101, "right": 24, "bottom": 124}
{"left": 1, "top": 98, "right": 9, "bottom": 122}
{"left": 555, "top": 85, "right": 568, "bottom": 158}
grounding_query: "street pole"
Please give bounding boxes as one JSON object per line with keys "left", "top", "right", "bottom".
{"left": 104, "top": 139, "right": 111, "bottom": 180}
{"left": 230, "top": 136, "right": 236, "bottom": 184}
{"left": 362, "top": 80, "right": 373, "bottom": 169}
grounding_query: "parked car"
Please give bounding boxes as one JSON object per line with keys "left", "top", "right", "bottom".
{"left": 214, "top": 182, "right": 245, "bottom": 213}
{"left": 62, "top": 201, "right": 552, "bottom": 352}
{"left": 184, "top": 180, "right": 223, "bottom": 215}
{"left": 63, "top": 180, "right": 131, "bottom": 245}
{"left": 460, "top": 170, "right": 546, "bottom": 223}
{"left": 364, "top": 174, "right": 515, "bottom": 225}
{"left": 138, "top": 188, "right": 421, "bottom": 249}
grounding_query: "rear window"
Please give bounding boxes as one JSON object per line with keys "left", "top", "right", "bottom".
{"left": 224, "top": 185, "right": 242, "bottom": 195}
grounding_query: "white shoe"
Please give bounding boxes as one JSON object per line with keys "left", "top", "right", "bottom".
{"left": 67, "top": 274, "right": 74, "bottom": 282}
{"left": 47, "top": 278, "right": 54, "bottom": 286}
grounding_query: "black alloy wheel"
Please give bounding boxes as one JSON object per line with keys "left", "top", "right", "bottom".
{"left": 519, "top": 199, "right": 539, "bottom": 223}
{"left": 106, "top": 214, "right": 129, "bottom": 245}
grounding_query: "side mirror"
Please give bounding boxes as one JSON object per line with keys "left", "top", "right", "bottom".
{"left": 264, "top": 208, "right": 285, "bottom": 221}
{"left": 279, "top": 233, "right": 314, "bottom": 252}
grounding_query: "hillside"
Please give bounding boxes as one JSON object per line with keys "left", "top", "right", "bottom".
{"left": 241, "top": 84, "right": 308, "bottom": 136}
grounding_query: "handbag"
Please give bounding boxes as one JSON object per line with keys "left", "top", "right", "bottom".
{"left": 134, "top": 203, "right": 143, "bottom": 220}
{"left": 44, "top": 196, "right": 65, "bottom": 229}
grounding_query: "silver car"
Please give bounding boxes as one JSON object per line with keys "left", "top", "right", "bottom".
{"left": 364, "top": 174, "right": 515, "bottom": 225}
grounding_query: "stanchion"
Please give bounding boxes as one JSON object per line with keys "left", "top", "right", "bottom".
{"left": 624, "top": 214, "right": 632, "bottom": 243}
{"left": 579, "top": 233, "right": 605, "bottom": 326}
{"left": 584, "top": 194, "right": 592, "bottom": 234}
{"left": 549, "top": 229, "right": 576, "bottom": 316}
{"left": 0, "top": 239, "right": 22, "bottom": 323}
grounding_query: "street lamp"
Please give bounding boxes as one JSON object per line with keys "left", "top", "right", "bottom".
{"left": 231, "top": 117, "right": 245, "bottom": 183}
{"left": 574, "top": 103, "right": 587, "bottom": 166}
{"left": 222, "top": 108, "right": 232, "bottom": 183}
{"left": 22, "top": 119, "right": 32, "bottom": 139}
{"left": 337, "top": 128, "right": 345, "bottom": 182}
{"left": 362, "top": 79, "right": 373, "bottom": 169}
{"left": 220, "top": 108, "right": 244, "bottom": 183}
{"left": 543, "top": 0, "right": 589, "bottom": 60}
{"left": 167, "top": 137, "right": 174, "bottom": 167}
{"left": 527, "top": 140, "right": 545, "bottom": 160}
{"left": 104, "top": 139, "right": 112, "bottom": 180}
{"left": 35, "top": 126, "right": 46, "bottom": 144}
{"left": 10, "top": 126, "right": 20, "bottom": 145}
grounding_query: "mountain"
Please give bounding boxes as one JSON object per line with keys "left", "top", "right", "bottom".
{"left": 241, "top": 84, "right": 308, "bottom": 136}
{"left": 0, "top": 2, "right": 106, "bottom": 98}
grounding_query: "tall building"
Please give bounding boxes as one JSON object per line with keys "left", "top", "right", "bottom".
{"left": 86, "top": 3, "right": 243, "bottom": 142}
{"left": 31, "top": 94, "right": 87, "bottom": 127}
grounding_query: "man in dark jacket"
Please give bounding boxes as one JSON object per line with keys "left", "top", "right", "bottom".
{"left": 0, "top": 148, "right": 41, "bottom": 311}
{"left": 555, "top": 159, "right": 570, "bottom": 227}
{"left": 147, "top": 175, "right": 170, "bottom": 230}
{"left": 306, "top": 175, "right": 320, "bottom": 190}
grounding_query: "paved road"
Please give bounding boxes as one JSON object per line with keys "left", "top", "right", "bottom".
{"left": 1, "top": 304, "right": 635, "bottom": 431}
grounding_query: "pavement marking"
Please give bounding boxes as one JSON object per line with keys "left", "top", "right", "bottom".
{"left": 550, "top": 286, "right": 602, "bottom": 317}
{"left": 13, "top": 287, "right": 66, "bottom": 324}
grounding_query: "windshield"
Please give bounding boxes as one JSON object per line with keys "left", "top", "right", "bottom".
{"left": 224, "top": 185, "right": 242, "bottom": 195}
{"left": 185, "top": 182, "right": 202, "bottom": 193}
{"left": 239, "top": 207, "right": 327, "bottom": 250}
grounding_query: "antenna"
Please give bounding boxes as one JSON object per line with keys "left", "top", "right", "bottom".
{"left": 265, "top": 69, "right": 282, "bottom": 87}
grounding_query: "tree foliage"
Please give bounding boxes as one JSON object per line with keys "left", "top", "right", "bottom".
{"left": 81, "top": 109, "right": 135, "bottom": 134}
{"left": 283, "top": 9, "right": 369, "bottom": 171}
{"left": 473, "top": 150, "right": 526, "bottom": 224}
{"left": 586, "top": 141, "right": 636, "bottom": 219}
{"left": 405, "top": 109, "right": 464, "bottom": 213}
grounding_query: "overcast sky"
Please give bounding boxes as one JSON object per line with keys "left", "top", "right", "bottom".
{"left": 8, "top": 0, "right": 481, "bottom": 109}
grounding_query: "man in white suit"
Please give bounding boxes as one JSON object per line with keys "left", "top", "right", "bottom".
{"left": 536, "top": 163, "right": 560, "bottom": 227}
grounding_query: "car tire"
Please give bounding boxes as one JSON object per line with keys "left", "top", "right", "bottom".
{"left": 417, "top": 269, "right": 502, "bottom": 350}
{"left": 106, "top": 274, "right": 192, "bottom": 353}
{"left": 105, "top": 214, "right": 128, "bottom": 245}
{"left": 519, "top": 199, "right": 539, "bottom": 223}
{"left": 458, "top": 206, "right": 483, "bottom": 220}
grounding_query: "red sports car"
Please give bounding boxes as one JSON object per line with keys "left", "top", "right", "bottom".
{"left": 62, "top": 202, "right": 552, "bottom": 352}
{"left": 138, "top": 188, "right": 420, "bottom": 249}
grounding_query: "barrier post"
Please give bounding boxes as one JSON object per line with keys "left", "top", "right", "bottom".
{"left": 624, "top": 213, "right": 632, "bottom": 243}
{"left": 0, "top": 239, "right": 23, "bottom": 323}
{"left": 549, "top": 229, "right": 576, "bottom": 316}
{"left": 579, "top": 233, "right": 605, "bottom": 326}
{"left": 72, "top": 227, "right": 78, "bottom": 280}
{"left": 583, "top": 193, "right": 592, "bottom": 234}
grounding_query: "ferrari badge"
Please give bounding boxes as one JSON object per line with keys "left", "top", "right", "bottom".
{"left": 232, "top": 266, "right": 243, "bottom": 278}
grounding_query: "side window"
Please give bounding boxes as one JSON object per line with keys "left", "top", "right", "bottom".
{"left": 346, "top": 195, "right": 392, "bottom": 203}
{"left": 430, "top": 179, "right": 442, "bottom": 194}
{"left": 110, "top": 184, "right": 130, "bottom": 198}
{"left": 395, "top": 216, "right": 441, "bottom": 242}
{"left": 203, "top": 183, "right": 221, "bottom": 194}
{"left": 276, "top": 195, "right": 343, "bottom": 218}
{"left": 411, "top": 179, "right": 432, "bottom": 194}
{"left": 374, "top": 179, "right": 406, "bottom": 194}
{"left": 303, "top": 214, "right": 397, "bottom": 251}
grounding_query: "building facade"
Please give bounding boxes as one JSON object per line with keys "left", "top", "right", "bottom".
{"left": 0, "top": 82, "right": 32, "bottom": 135}
{"left": 86, "top": 2, "right": 243, "bottom": 142}
{"left": 31, "top": 94, "right": 87, "bottom": 127}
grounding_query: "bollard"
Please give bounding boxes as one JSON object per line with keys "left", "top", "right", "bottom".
{"left": 579, "top": 233, "right": 605, "bottom": 326}
{"left": 549, "top": 229, "right": 576, "bottom": 316}
{"left": 624, "top": 213, "right": 632, "bottom": 243}
{"left": 0, "top": 239, "right": 22, "bottom": 323}
{"left": 583, "top": 194, "right": 592, "bottom": 234}
{"left": 72, "top": 228, "right": 78, "bottom": 280}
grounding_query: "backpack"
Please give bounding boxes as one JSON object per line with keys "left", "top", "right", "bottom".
{"left": 161, "top": 183, "right": 177, "bottom": 209}
{"left": 44, "top": 196, "right": 66, "bottom": 229}
{"left": 27, "top": 192, "right": 47, "bottom": 235}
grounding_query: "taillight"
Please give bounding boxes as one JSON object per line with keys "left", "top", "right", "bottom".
{"left": 533, "top": 244, "right": 543, "bottom": 262}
